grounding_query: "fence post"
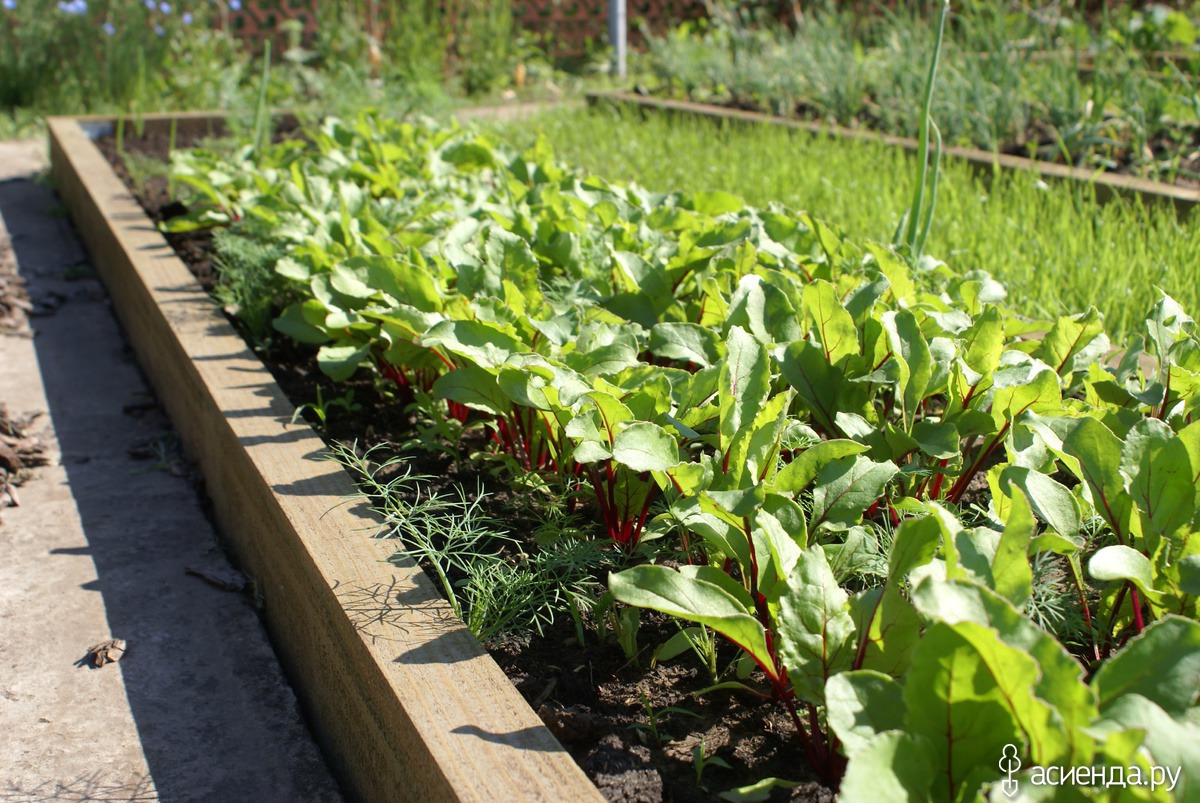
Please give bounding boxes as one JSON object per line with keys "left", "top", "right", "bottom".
{"left": 608, "top": 0, "right": 627, "bottom": 79}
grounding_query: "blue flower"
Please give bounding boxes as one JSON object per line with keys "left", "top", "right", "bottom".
{"left": 144, "top": 0, "right": 155, "bottom": 8}
{"left": 102, "top": 20, "right": 115, "bottom": 34}
{"left": 2, "top": 0, "right": 16, "bottom": 11}
{"left": 159, "top": 1, "right": 169, "bottom": 12}
{"left": 228, "top": 0, "right": 240, "bottom": 10}
{"left": 154, "top": 23, "right": 164, "bottom": 35}
{"left": 182, "top": 10, "right": 192, "bottom": 23}
{"left": 57, "top": 0, "right": 87, "bottom": 14}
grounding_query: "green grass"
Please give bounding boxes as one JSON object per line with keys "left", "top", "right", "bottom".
{"left": 491, "top": 105, "right": 1200, "bottom": 339}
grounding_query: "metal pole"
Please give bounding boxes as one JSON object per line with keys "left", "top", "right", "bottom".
{"left": 608, "top": 0, "right": 627, "bottom": 80}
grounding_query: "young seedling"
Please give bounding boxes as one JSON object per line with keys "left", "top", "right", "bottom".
{"left": 692, "top": 739, "right": 731, "bottom": 791}
{"left": 627, "top": 691, "right": 700, "bottom": 747}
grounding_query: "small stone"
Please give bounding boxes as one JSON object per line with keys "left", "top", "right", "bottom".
{"left": 84, "top": 639, "right": 127, "bottom": 668}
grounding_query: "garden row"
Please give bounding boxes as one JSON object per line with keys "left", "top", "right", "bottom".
{"left": 166, "top": 112, "right": 1200, "bottom": 798}
{"left": 647, "top": 2, "right": 1200, "bottom": 185}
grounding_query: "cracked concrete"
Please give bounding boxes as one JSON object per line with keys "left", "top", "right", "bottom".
{"left": 0, "top": 142, "right": 341, "bottom": 801}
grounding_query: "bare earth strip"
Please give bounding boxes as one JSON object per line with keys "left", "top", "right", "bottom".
{"left": 0, "top": 143, "right": 341, "bottom": 801}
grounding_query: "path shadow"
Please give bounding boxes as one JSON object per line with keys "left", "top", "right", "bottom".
{"left": 0, "top": 176, "right": 341, "bottom": 800}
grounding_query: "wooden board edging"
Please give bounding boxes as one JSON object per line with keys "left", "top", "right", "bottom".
{"left": 586, "top": 90, "right": 1200, "bottom": 216}
{"left": 46, "top": 115, "right": 603, "bottom": 803}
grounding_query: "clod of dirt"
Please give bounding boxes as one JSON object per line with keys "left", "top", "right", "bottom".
{"left": 186, "top": 566, "right": 248, "bottom": 593}
{"left": 28, "top": 290, "right": 66, "bottom": 317}
{"left": 121, "top": 399, "right": 160, "bottom": 417}
{"left": 584, "top": 734, "right": 664, "bottom": 803}
{"left": 538, "top": 704, "right": 610, "bottom": 750}
{"left": 81, "top": 639, "right": 127, "bottom": 668}
{"left": 0, "top": 440, "right": 21, "bottom": 474}
{"left": 0, "top": 404, "right": 48, "bottom": 521}
{"left": 0, "top": 254, "right": 32, "bottom": 336}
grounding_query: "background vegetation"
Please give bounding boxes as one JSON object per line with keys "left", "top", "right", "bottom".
{"left": 491, "top": 105, "right": 1200, "bottom": 338}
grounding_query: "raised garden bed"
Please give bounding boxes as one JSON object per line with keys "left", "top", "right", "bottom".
{"left": 586, "top": 90, "right": 1200, "bottom": 216}
{"left": 47, "top": 112, "right": 604, "bottom": 803}
{"left": 50, "top": 106, "right": 1200, "bottom": 803}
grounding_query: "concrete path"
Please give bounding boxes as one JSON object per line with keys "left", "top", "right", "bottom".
{"left": 0, "top": 142, "right": 342, "bottom": 800}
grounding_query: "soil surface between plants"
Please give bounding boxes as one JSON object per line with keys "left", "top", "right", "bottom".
{"left": 98, "top": 124, "right": 838, "bottom": 801}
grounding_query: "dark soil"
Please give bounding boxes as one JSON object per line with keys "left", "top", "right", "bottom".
{"left": 97, "top": 127, "right": 838, "bottom": 801}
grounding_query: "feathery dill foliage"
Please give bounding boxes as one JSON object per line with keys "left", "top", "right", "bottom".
{"left": 329, "top": 444, "right": 607, "bottom": 641}
{"left": 211, "top": 228, "right": 287, "bottom": 341}
{"left": 490, "top": 106, "right": 1200, "bottom": 339}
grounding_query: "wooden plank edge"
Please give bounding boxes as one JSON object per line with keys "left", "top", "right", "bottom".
{"left": 586, "top": 90, "right": 1200, "bottom": 216}
{"left": 46, "top": 115, "right": 602, "bottom": 803}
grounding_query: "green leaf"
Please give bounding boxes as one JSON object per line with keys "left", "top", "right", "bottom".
{"left": 776, "top": 546, "right": 856, "bottom": 704}
{"left": 1088, "top": 545, "right": 1163, "bottom": 603}
{"left": 802, "top": 279, "right": 859, "bottom": 366}
{"left": 421, "top": 319, "right": 523, "bottom": 370}
{"left": 1122, "top": 419, "right": 1196, "bottom": 540}
{"left": 905, "top": 623, "right": 1052, "bottom": 797}
{"left": 778, "top": 339, "right": 842, "bottom": 436}
{"left": 1092, "top": 616, "right": 1200, "bottom": 716}
{"left": 483, "top": 228, "right": 540, "bottom": 299}
{"left": 723, "top": 391, "right": 792, "bottom": 488}
{"left": 316, "top": 342, "right": 370, "bottom": 381}
{"left": 608, "top": 566, "right": 777, "bottom": 680}
{"left": 851, "top": 586, "right": 920, "bottom": 679}
{"left": 910, "top": 420, "right": 959, "bottom": 459}
{"left": 910, "top": 577, "right": 1097, "bottom": 766}
{"left": 701, "top": 485, "right": 765, "bottom": 521}
{"left": 612, "top": 422, "right": 680, "bottom": 473}
{"left": 993, "top": 487, "right": 1035, "bottom": 607}
{"left": 992, "top": 362, "right": 1062, "bottom": 429}
{"left": 999, "top": 466, "right": 1081, "bottom": 540}
{"left": 825, "top": 671, "right": 907, "bottom": 757}
{"left": 960, "top": 305, "right": 1004, "bottom": 377}
{"left": 1033, "top": 309, "right": 1109, "bottom": 380}
{"left": 867, "top": 244, "right": 916, "bottom": 305}
{"left": 810, "top": 455, "right": 898, "bottom": 531}
{"left": 273, "top": 301, "right": 332, "bottom": 344}
{"left": 498, "top": 364, "right": 557, "bottom": 411}
{"left": 1177, "top": 555, "right": 1200, "bottom": 596}
{"left": 573, "top": 440, "right": 613, "bottom": 464}
{"left": 1062, "top": 417, "right": 1135, "bottom": 543}
{"left": 1146, "top": 293, "right": 1194, "bottom": 363}
{"left": 692, "top": 190, "right": 744, "bottom": 216}
{"left": 717, "top": 777, "right": 801, "bottom": 802}
{"left": 838, "top": 732, "right": 933, "bottom": 802}
{"left": 774, "top": 440, "right": 870, "bottom": 494}
{"left": 882, "top": 310, "right": 933, "bottom": 423}
{"left": 719, "top": 326, "right": 770, "bottom": 450}
{"left": 755, "top": 509, "right": 803, "bottom": 588}
{"left": 583, "top": 391, "right": 635, "bottom": 443}
{"left": 889, "top": 515, "right": 944, "bottom": 580}
{"left": 1092, "top": 694, "right": 1200, "bottom": 801}
{"left": 431, "top": 365, "right": 507, "bottom": 414}
{"left": 649, "top": 322, "right": 723, "bottom": 367}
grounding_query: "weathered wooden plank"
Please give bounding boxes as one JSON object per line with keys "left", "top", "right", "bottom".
{"left": 47, "top": 116, "right": 602, "bottom": 803}
{"left": 586, "top": 90, "right": 1200, "bottom": 216}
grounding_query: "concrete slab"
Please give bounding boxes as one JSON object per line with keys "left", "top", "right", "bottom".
{"left": 0, "top": 144, "right": 341, "bottom": 801}
{"left": 0, "top": 140, "right": 46, "bottom": 182}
